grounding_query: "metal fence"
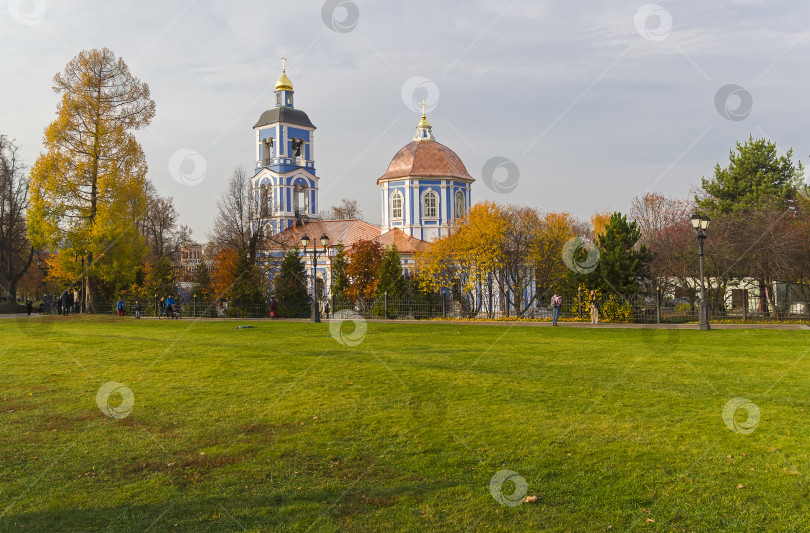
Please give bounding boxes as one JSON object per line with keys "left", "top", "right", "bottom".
{"left": 46, "top": 290, "right": 810, "bottom": 323}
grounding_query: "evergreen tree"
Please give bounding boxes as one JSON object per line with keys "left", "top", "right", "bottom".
{"left": 145, "top": 254, "right": 177, "bottom": 301}
{"left": 376, "top": 245, "right": 405, "bottom": 297}
{"left": 191, "top": 259, "right": 212, "bottom": 301}
{"left": 374, "top": 245, "right": 406, "bottom": 318}
{"left": 274, "top": 249, "right": 309, "bottom": 318}
{"left": 697, "top": 136, "right": 804, "bottom": 214}
{"left": 330, "top": 242, "right": 349, "bottom": 301}
{"left": 583, "top": 212, "right": 650, "bottom": 296}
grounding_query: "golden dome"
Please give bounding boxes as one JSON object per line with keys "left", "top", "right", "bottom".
{"left": 417, "top": 113, "right": 431, "bottom": 128}
{"left": 275, "top": 70, "right": 293, "bottom": 92}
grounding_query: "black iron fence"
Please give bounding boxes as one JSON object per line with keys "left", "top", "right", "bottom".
{"left": 43, "top": 290, "right": 810, "bottom": 323}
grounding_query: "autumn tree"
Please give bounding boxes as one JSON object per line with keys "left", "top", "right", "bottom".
{"left": 345, "top": 239, "right": 384, "bottom": 307}
{"left": 0, "top": 135, "right": 34, "bottom": 301}
{"left": 416, "top": 201, "right": 506, "bottom": 317}
{"left": 590, "top": 210, "right": 612, "bottom": 239}
{"left": 27, "top": 48, "right": 155, "bottom": 311}
{"left": 210, "top": 166, "right": 263, "bottom": 256}
{"left": 321, "top": 198, "right": 363, "bottom": 220}
{"left": 140, "top": 181, "right": 189, "bottom": 260}
{"left": 211, "top": 247, "right": 240, "bottom": 300}
{"left": 191, "top": 260, "right": 212, "bottom": 302}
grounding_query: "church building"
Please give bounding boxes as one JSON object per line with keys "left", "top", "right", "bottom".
{"left": 251, "top": 63, "right": 474, "bottom": 299}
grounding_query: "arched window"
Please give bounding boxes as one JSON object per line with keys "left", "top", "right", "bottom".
{"left": 294, "top": 183, "right": 308, "bottom": 212}
{"left": 260, "top": 185, "right": 272, "bottom": 217}
{"left": 391, "top": 191, "right": 403, "bottom": 220}
{"left": 422, "top": 189, "right": 438, "bottom": 219}
{"left": 276, "top": 93, "right": 280, "bottom": 105}
{"left": 455, "top": 190, "right": 465, "bottom": 218}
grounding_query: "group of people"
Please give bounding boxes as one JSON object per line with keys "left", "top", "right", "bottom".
{"left": 115, "top": 298, "right": 143, "bottom": 318}
{"left": 157, "top": 296, "right": 179, "bottom": 319}
{"left": 37, "top": 289, "right": 81, "bottom": 316}
{"left": 549, "top": 290, "right": 600, "bottom": 326}
{"left": 112, "top": 295, "right": 179, "bottom": 319}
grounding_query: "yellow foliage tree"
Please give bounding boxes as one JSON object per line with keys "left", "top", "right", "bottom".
{"left": 27, "top": 48, "right": 155, "bottom": 311}
{"left": 415, "top": 201, "right": 507, "bottom": 317}
{"left": 591, "top": 210, "right": 612, "bottom": 238}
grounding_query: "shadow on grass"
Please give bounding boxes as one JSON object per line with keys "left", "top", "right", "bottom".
{"left": 0, "top": 479, "right": 463, "bottom": 532}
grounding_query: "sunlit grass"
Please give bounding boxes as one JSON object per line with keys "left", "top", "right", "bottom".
{"left": 1, "top": 316, "right": 809, "bottom": 531}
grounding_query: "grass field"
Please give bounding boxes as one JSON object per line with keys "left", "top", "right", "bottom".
{"left": 2, "top": 317, "right": 810, "bottom": 532}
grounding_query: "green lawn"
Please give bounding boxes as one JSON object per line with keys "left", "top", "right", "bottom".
{"left": 1, "top": 317, "right": 809, "bottom": 532}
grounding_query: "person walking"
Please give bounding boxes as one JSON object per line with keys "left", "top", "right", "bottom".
{"left": 25, "top": 297, "right": 32, "bottom": 316}
{"left": 269, "top": 296, "right": 278, "bottom": 319}
{"left": 61, "top": 289, "right": 70, "bottom": 316}
{"left": 589, "top": 290, "right": 599, "bottom": 324}
{"left": 73, "top": 288, "right": 80, "bottom": 313}
{"left": 166, "top": 295, "right": 175, "bottom": 319}
{"left": 116, "top": 297, "right": 125, "bottom": 317}
{"left": 158, "top": 297, "right": 166, "bottom": 319}
{"left": 56, "top": 290, "right": 63, "bottom": 316}
{"left": 134, "top": 300, "right": 142, "bottom": 319}
{"left": 551, "top": 292, "right": 562, "bottom": 326}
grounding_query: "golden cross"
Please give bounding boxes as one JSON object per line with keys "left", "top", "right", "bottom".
{"left": 420, "top": 98, "right": 427, "bottom": 117}
{"left": 281, "top": 56, "right": 287, "bottom": 71}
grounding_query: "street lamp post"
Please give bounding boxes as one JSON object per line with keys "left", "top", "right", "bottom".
{"left": 300, "top": 233, "right": 330, "bottom": 323}
{"left": 690, "top": 213, "right": 711, "bottom": 330}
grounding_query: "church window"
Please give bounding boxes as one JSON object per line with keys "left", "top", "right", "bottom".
{"left": 294, "top": 183, "right": 308, "bottom": 213}
{"left": 391, "top": 191, "right": 403, "bottom": 220}
{"left": 455, "top": 190, "right": 465, "bottom": 218}
{"left": 260, "top": 186, "right": 272, "bottom": 217}
{"left": 422, "top": 190, "right": 438, "bottom": 219}
{"left": 276, "top": 93, "right": 280, "bottom": 105}
{"left": 287, "top": 95, "right": 292, "bottom": 105}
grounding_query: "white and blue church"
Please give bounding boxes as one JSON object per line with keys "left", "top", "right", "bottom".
{"left": 251, "top": 63, "right": 475, "bottom": 297}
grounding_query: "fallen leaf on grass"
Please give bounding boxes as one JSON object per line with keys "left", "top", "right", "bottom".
{"left": 524, "top": 495, "right": 537, "bottom": 503}
{"left": 738, "top": 484, "right": 744, "bottom": 489}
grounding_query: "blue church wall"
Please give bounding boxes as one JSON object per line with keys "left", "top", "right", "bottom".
{"left": 287, "top": 127, "right": 310, "bottom": 141}
{"left": 259, "top": 127, "right": 276, "bottom": 141}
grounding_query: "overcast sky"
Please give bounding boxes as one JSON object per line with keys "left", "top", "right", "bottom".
{"left": 3, "top": 0, "right": 809, "bottom": 239}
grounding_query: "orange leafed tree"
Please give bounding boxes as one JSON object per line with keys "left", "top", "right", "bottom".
{"left": 345, "top": 239, "right": 384, "bottom": 304}
{"left": 210, "top": 247, "right": 240, "bottom": 299}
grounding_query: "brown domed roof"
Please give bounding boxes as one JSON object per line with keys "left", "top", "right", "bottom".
{"left": 378, "top": 140, "right": 474, "bottom": 184}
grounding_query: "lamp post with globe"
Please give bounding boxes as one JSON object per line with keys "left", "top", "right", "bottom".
{"left": 690, "top": 213, "right": 711, "bottom": 330}
{"left": 300, "top": 233, "right": 330, "bottom": 323}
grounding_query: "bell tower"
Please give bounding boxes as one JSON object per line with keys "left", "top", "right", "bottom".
{"left": 251, "top": 58, "right": 320, "bottom": 236}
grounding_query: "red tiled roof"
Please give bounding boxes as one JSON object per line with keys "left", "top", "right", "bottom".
{"left": 374, "top": 228, "right": 431, "bottom": 254}
{"left": 264, "top": 219, "right": 381, "bottom": 250}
